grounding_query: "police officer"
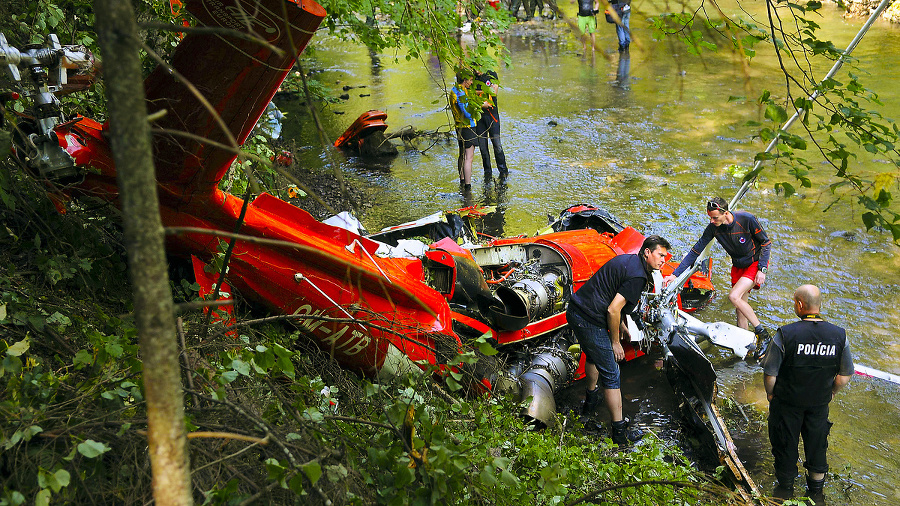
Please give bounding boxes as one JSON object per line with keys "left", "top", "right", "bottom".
{"left": 567, "top": 235, "right": 671, "bottom": 445}
{"left": 761, "top": 284, "right": 854, "bottom": 502}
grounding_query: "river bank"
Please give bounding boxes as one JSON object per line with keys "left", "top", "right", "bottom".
{"left": 838, "top": 0, "right": 900, "bottom": 22}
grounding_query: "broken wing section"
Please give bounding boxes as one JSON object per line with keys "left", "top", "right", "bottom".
{"left": 144, "top": 0, "right": 326, "bottom": 203}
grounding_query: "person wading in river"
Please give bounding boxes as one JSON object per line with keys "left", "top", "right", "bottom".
{"left": 664, "top": 196, "right": 772, "bottom": 349}
{"left": 474, "top": 70, "right": 508, "bottom": 177}
{"left": 450, "top": 71, "right": 477, "bottom": 190}
{"left": 567, "top": 235, "right": 670, "bottom": 445}
{"left": 760, "top": 284, "right": 853, "bottom": 503}
{"left": 576, "top": 0, "right": 600, "bottom": 55}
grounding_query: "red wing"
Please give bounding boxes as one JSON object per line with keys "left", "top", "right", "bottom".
{"left": 144, "top": 0, "right": 325, "bottom": 203}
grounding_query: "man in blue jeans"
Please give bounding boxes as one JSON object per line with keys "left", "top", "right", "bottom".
{"left": 609, "top": 0, "right": 631, "bottom": 52}
{"left": 566, "top": 235, "right": 670, "bottom": 445}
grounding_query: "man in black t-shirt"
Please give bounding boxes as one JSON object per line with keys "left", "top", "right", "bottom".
{"left": 761, "top": 284, "right": 853, "bottom": 502}
{"left": 566, "top": 235, "right": 671, "bottom": 445}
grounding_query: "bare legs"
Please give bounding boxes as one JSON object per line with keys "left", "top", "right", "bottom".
{"left": 729, "top": 276, "right": 761, "bottom": 329}
{"left": 457, "top": 143, "right": 474, "bottom": 185}
{"left": 582, "top": 33, "right": 595, "bottom": 55}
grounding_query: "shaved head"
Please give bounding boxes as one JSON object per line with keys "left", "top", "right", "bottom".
{"left": 793, "top": 284, "right": 822, "bottom": 314}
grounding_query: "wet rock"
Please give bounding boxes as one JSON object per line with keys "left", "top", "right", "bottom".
{"left": 547, "top": 120, "right": 558, "bottom": 127}
{"left": 342, "top": 85, "right": 353, "bottom": 91}
{"left": 339, "top": 93, "right": 350, "bottom": 100}
{"left": 830, "top": 230, "right": 856, "bottom": 241}
{"left": 333, "top": 111, "right": 345, "bottom": 115}
{"left": 359, "top": 93, "right": 370, "bottom": 97}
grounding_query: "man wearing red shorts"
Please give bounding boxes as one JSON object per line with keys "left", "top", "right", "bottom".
{"left": 665, "top": 196, "right": 772, "bottom": 345}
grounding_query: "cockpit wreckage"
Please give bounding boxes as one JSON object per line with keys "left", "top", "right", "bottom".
{"left": 2, "top": 0, "right": 762, "bottom": 497}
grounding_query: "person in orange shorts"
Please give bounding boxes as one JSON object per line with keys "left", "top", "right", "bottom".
{"left": 664, "top": 196, "right": 772, "bottom": 347}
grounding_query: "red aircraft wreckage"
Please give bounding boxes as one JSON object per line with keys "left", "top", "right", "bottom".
{"left": 3, "top": 0, "right": 764, "bottom": 497}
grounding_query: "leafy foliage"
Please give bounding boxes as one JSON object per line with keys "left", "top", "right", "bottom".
{"left": 316, "top": 0, "right": 511, "bottom": 70}
{"left": 649, "top": 0, "right": 899, "bottom": 243}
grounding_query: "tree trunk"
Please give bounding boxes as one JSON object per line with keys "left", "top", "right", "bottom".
{"left": 93, "top": 1, "right": 193, "bottom": 504}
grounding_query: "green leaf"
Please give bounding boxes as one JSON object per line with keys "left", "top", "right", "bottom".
{"left": 6, "top": 339, "right": 30, "bottom": 357}
{"left": 3, "top": 490, "right": 25, "bottom": 505}
{"left": 2, "top": 355, "right": 22, "bottom": 375}
{"left": 73, "top": 350, "right": 93, "bottom": 368}
{"left": 77, "top": 439, "right": 111, "bottom": 459}
{"left": 478, "top": 340, "right": 499, "bottom": 356}
{"left": 50, "top": 470, "right": 70, "bottom": 492}
{"left": 325, "top": 463, "right": 349, "bottom": 482}
{"left": 35, "top": 489, "right": 51, "bottom": 506}
{"left": 288, "top": 473, "right": 305, "bottom": 495}
{"left": 302, "top": 407, "right": 324, "bottom": 422}
{"left": 105, "top": 342, "right": 124, "bottom": 358}
{"left": 0, "top": 303, "right": 6, "bottom": 321}
{"left": 446, "top": 376, "right": 462, "bottom": 391}
{"left": 861, "top": 212, "right": 877, "bottom": 230}
{"left": 231, "top": 359, "right": 251, "bottom": 376}
{"left": 765, "top": 103, "right": 789, "bottom": 123}
{"left": 777, "top": 182, "right": 796, "bottom": 197}
{"left": 499, "top": 467, "right": 519, "bottom": 487}
{"left": 46, "top": 312, "right": 71, "bottom": 328}
{"left": 480, "top": 466, "right": 498, "bottom": 486}
{"left": 23, "top": 425, "right": 43, "bottom": 442}
{"left": 273, "top": 344, "right": 295, "bottom": 379}
{"left": 301, "top": 461, "right": 322, "bottom": 485}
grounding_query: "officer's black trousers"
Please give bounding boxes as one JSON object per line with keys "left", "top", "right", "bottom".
{"left": 768, "top": 398, "right": 833, "bottom": 484}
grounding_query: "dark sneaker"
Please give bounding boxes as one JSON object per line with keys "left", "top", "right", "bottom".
{"left": 582, "top": 386, "right": 601, "bottom": 415}
{"left": 610, "top": 418, "right": 643, "bottom": 445}
{"left": 753, "top": 326, "right": 771, "bottom": 361}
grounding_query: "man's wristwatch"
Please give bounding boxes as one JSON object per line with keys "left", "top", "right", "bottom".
{"left": 759, "top": 266, "right": 767, "bottom": 274}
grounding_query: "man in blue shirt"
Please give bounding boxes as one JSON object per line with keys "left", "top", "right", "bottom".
{"left": 567, "top": 235, "right": 670, "bottom": 445}
{"left": 450, "top": 72, "right": 477, "bottom": 189}
{"left": 665, "top": 196, "right": 772, "bottom": 346}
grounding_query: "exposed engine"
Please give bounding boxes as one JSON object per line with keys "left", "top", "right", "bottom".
{"left": 472, "top": 243, "right": 571, "bottom": 330}
{"left": 504, "top": 336, "right": 579, "bottom": 428}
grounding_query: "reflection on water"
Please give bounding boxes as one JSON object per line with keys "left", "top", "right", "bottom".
{"left": 283, "top": 5, "right": 900, "bottom": 503}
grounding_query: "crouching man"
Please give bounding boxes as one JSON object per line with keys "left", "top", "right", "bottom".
{"left": 566, "top": 235, "right": 670, "bottom": 445}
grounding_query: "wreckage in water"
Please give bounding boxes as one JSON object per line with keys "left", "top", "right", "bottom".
{"left": 3, "top": 0, "right": 760, "bottom": 496}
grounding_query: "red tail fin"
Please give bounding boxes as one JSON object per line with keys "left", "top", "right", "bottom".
{"left": 144, "top": 0, "right": 325, "bottom": 203}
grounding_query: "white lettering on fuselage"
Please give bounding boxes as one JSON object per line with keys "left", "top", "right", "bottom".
{"left": 797, "top": 343, "right": 837, "bottom": 356}
{"left": 292, "top": 304, "right": 372, "bottom": 356}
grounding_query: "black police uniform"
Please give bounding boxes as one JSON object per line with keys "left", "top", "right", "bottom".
{"left": 761, "top": 317, "right": 854, "bottom": 485}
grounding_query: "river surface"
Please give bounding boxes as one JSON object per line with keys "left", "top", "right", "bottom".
{"left": 279, "top": 3, "right": 899, "bottom": 504}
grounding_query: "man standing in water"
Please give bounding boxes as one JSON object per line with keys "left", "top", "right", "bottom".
{"left": 567, "top": 235, "right": 671, "bottom": 445}
{"left": 576, "top": 0, "right": 599, "bottom": 55}
{"left": 608, "top": 0, "right": 632, "bottom": 52}
{"left": 450, "top": 72, "right": 476, "bottom": 190}
{"left": 474, "top": 70, "right": 508, "bottom": 176}
{"left": 761, "top": 284, "right": 853, "bottom": 502}
{"left": 664, "top": 196, "right": 772, "bottom": 347}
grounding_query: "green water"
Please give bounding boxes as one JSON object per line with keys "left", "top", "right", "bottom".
{"left": 280, "top": 4, "right": 900, "bottom": 503}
